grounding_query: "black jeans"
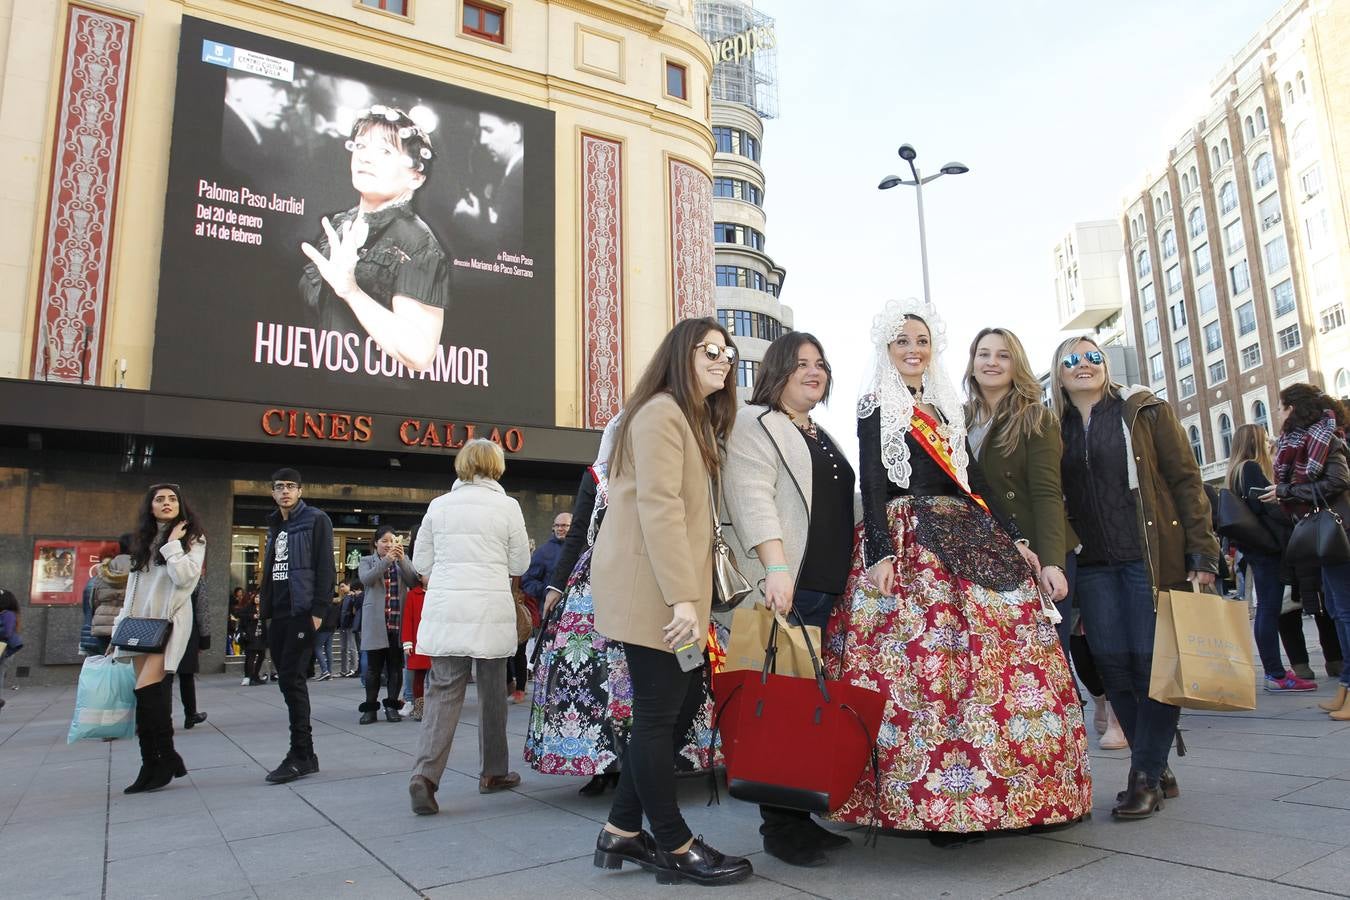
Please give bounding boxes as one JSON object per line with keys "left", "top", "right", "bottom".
{"left": 244, "top": 646, "right": 265, "bottom": 681}
{"left": 506, "top": 640, "right": 529, "bottom": 691}
{"left": 760, "top": 590, "right": 836, "bottom": 834}
{"left": 165, "top": 673, "right": 198, "bottom": 718}
{"left": 365, "top": 633, "right": 405, "bottom": 706}
{"left": 607, "top": 642, "right": 706, "bottom": 851}
{"left": 268, "top": 614, "right": 316, "bottom": 760}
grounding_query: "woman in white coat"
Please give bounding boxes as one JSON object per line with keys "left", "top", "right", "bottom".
{"left": 408, "top": 439, "right": 531, "bottom": 815}
{"left": 114, "top": 483, "right": 206, "bottom": 794}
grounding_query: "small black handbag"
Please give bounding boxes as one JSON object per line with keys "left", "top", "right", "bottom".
{"left": 1285, "top": 484, "right": 1350, "bottom": 567}
{"left": 1215, "top": 488, "right": 1281, "bottom": 556}
{"left": 109, "top": 573, "right": 173, "bottom": 653}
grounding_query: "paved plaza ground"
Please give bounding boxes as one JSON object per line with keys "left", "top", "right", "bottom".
{"left": 5, "top": 632, "right": 1350, "bottom": 899}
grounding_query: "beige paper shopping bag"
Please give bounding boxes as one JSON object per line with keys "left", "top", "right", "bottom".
{"left": 1149, "top": 584, "right": 1256, "bottom": 712}
{"left": 724, "top": 605, "right": 822, "bottom": 678}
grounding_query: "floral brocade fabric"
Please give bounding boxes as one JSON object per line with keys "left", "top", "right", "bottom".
{"left": 523, "top": 547, "right": 722, "bottom": 776}
{"left": 823, "top": 497, "right": 1092, "bottom": 832}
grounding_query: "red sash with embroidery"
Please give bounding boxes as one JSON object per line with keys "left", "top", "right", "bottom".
{"left": 909, "top": 408, "right": 989, "bottom": 513}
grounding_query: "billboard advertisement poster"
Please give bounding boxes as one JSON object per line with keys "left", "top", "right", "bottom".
{"left": 152, "top": 17, "right": 556, "bottom": 426}
{"left": 30, "top": 539, "right": 121, "bottom": 606}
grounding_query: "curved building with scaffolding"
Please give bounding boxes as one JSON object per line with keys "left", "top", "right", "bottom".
{"left": 697, "top": 0, "right": 790, "bottom": 395}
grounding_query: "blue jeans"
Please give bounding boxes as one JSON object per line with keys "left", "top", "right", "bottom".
{"left": 1247, "top": 554, "right": 1288, "bottom": 679}
{"left": 1075, "top": 560, "right": 1180, "bottom": 782}
{"left": 1320, "top": 562, "right": 1350, "bottom": 689}
{"left": 792, "top": 589, "right": 837, "bottom": 631}
{"left": 313, "top": 630, "right": 333, "bottom": 675}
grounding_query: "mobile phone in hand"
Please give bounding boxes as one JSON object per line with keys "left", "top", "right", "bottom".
{"left": 675, "top": 641, "right": 704, "bottom": 672}
{"left": 1247, "top": 487, "right": 1266, "bottom": 500}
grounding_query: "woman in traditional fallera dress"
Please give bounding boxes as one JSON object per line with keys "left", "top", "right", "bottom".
{"left": 824, "top": 299, "right": 1091, "bottom": 838}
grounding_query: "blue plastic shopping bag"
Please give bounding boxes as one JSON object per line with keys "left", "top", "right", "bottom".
{"left": 67, "top": 654, "right": 136, "bottom": 743}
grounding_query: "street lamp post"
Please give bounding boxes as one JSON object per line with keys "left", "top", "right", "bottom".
{"left": 878, "top": 144, "right": 969, "bottom": 305}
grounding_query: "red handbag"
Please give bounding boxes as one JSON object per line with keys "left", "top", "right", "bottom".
{"left": 711, "top": 612, "right": 885, "bottom": 815}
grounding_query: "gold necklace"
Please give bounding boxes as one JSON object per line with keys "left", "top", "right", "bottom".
{"left": 788, "top": 411, "right": 818, "bottom": 440}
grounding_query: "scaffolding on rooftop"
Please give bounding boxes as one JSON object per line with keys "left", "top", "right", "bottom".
{"left": 695, "top": 0, "right": 779, "bottom": 119}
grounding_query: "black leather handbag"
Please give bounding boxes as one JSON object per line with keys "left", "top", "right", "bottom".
{"left": 109, "top": 574, "right": 173, "bottom": 653}
{"left": 1285, "top": 484, "right": 1350, "bottom": 567}
{"left": 1215, "top": 488, "right": 1281, "bottom": 555}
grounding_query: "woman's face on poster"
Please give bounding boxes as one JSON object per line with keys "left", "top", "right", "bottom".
{"left": 349, "top": 126, "right": 424, "bottom": 206}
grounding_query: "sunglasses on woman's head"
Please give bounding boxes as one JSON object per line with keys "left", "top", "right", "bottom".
{"left": 1061, "top": 350, "right": 1105, "bottom": 369}
{"left": 695, "top": 342, "right": 737, "bottom": 363}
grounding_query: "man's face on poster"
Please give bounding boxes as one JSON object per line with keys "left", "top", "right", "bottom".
{"left": 477, "top": 112, "right": 521, "bottom": 165}
{"left": 227, "top": 75, "right": 287, "bottom": 130}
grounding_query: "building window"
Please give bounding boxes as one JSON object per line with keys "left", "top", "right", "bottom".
{"left": 1165, "top": 265, "right": 1182, "bottom": 295}
{"left": 1175, "top": 336, "right": 1192, "bottom": 368}
{"left": 1211, "top": 146, "right": 1221, "bottom": 169}
{"left": 1220, "top": 181, "right": 1238, "bottom": 214}
{"left": 462, "top": 0, "right": 506, "bottom": 42}
{"left": 665, "top": 61, "right": 687, "bottom": 100}
{"left": 1154, "top": 197, "right": 1163, "bottom": 219}
{"left": 1179, "top": 374, "right": 1196, "bottom": 399}
{"left": 713, "top": 222, "right": 765, "bottom": 251}
{"left": 1314, "top": 258, "right": 1339, "bottom": 300}
{"left": 1285, "top": 81, "right": 1295, "bottom": 104}
{"left": 1224, "top": 219, "right": 1245, "bottom": 255}
{"left": 736, "top": 359, "right": 759, "bottom": 388}
{"left": 1277, "top": 323, "right": 1302, "bottom": 353}
{"left": 1182, "top": 172, "right": 1191, "bottom": 194}
{"left": 1169, "top": 300, "right": 1187, "bottom": 332}
{"left": 1256, "top": 107, "right": 1267, "bottom": 132}
{"left": 1236, "top": 300, "right": 1257, "bottom": 336}
{"left": 1306, "top": 207, "right": 1331, "bottom": 252}
{"left": 1189, "top": 425, "right": 1203, "bottom": 464}
{"left": 1337, "top": 369, "right": 1350, "bottom": 396}
{"left": 1144, "top": 318, "right": 1160, "bottom": 346}
{"left": 1192, "top": 242, "right": 1211, "bottom": 275}
{"left": 715, "top": 265, "right": 769, "bottom": 292}
{"left": 1240, "top": 342, "right": 1262, "bottom": 371}
{"left": 1264, "top": 237, "right": 1289, "bottom": 273}
{"left": 1258, "top": 193, "right": 1282, "bottom": 230}
{"left": 1149, "top": 353, "right": 1164, "bottom": 383}
{"left": 1244, "top": 116, "right": 1255, "bottom": 140}
{"left": 1301, "top": 164, "right": 1323, "bottom": 198}
{"left": 1253, "top": 153, "right": 1275, "bottom": 189}
{"left": 1319, "top": 303, "right": 1346, "bottom": 334}
{"left": 713, "top": 177, "right": 762, "bottom": 205}
{"left": 712, "top": 127, "right": 759, "bottom": 161}
{"left": 1229, "top": 259, "right": 1250, "bottom": 295}
{"left": 1218, "top": 413, "right": 1233, "bottom": 459}
{"left": 1204, "top": 320, "right": 1222, "bottom": 353}
{"left": 361, "top": 0, "right": 409, "bottom": 13}
{"left": 1221, "top": 138, "right": 1231, "bottom": 161}
{"left": 1197, "top": 281, "right": 1217, "bottom": 314}
{"left": 1188, "top": 207, "right": 1205, "bottom": 239}
{"left": 1137, "top": 249, "right": 1151, "bottom": 277}
{"left": 1298, "top": 70, "right": 1307, "bottom": 95}
{"left": 1271, "top": 278, "right": 1295, "bottom": 317}
{"left": 1140, "top": 283, "right": 1155, "bottom": 312}
{"left": 1161, "top": 229, "right": 1177, "bottom": 259}
{"left": 1252, "top": 400, "right": 1269, "bottom": 430}
{"left": 1292, "top": 122, "right": 1313, "bottom": 159}
{"left": 1208, "top": 358, "right": 1227, "bottom": 385}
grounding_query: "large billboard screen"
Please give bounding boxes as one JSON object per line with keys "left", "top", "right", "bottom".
{"left": 151, "top": 17, "right": 556, "bottom": 425}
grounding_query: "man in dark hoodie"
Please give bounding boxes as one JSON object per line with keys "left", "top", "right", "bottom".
{"left": 259, "top": 467, "right": 335, "bottom": 784}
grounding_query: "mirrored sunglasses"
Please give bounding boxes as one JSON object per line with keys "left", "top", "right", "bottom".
{"left": 695, "top": 342, "right": 737, "bottom": 363}
{"left": 1061, "top": 350, "right": 1105, "bottom": 369}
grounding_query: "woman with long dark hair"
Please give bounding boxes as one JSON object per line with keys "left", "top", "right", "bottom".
{"left": 590, "top": 317, "right": 751, "bottom": 886}
{"left": 113, "top": 483, "right": 206, "bottom": 793}
{"left": 1260, "top": 384, "right": 1350, "bottom": 718}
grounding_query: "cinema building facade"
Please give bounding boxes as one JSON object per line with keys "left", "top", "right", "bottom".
{"left": 0, "top": 0, "right": 717, "bottom": 682}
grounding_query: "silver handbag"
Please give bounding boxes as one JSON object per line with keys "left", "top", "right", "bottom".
{"left": 710, "top": 476, "right": 752, "bottom": 613}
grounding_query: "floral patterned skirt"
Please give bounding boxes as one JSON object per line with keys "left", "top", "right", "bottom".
{"left": 524, "top": 548, "right": 720, "bottom": 776}
{"left": 823, "top": 496, "right": 1092, "bottom": 832}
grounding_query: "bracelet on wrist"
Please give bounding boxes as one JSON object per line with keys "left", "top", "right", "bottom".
{"left": 764, "top": 564, "right": 791, "bottom": 574}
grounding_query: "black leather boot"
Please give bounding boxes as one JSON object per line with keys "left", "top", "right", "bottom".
{"left": 1112, "top": 769, "right": 1164, "bottom": 819}
{"left": 654, "top": 836, "right": 753, "bottom": 886}
{"left": 124, "top": 685, "right": 159, "bottom": 794}
{"left": 1116, "top": 766, "right": 1178, "bottom": 802}
{"left": 359, "top": 701, "right": 379, "bottom": 724}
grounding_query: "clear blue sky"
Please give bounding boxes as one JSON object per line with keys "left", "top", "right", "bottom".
{"left": 754, "top": 0, "right": 1283, "bottom": 454}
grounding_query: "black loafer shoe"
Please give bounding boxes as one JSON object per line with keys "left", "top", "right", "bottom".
{"left": 593, "top": 828, "right": 659, "bottom": 871}
{"left": 763, "top": 829, "right": 827, "bottom": 867}
{"left": 185, "top": 712, "right": 207, "bottom": 730}
{"left": 655, "top": 836, "right": 753, "bottom": 886}
{"left": 265, "top": 753, "right": 319, "bottom": 784}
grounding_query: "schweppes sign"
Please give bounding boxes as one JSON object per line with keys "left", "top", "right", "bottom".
{"left": 709, "top": 24, "right": 775, "bottom": 66}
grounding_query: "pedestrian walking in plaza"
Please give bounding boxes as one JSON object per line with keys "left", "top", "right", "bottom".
{"left": 722, "top": 332, "right": 857, "bottom": 867}
{"left": 337, "top": 581, "right": 359, "bottom": 676}
{"left": 826, "top": 303, "right": 1091, "bottom": 843}
{"left": 590, "top": 317, "right": 752, "bottom": 887}
{"left": 237, "top": 592, "right": 267, "bottom": 685}
{"left": 358, "top": 526, "right": 418, "bottom": 723}
{"left": 313, "top": 588, "right": 340, "bottom": 680}
{"left": 166, "top": 583, "right": 212, "bottom": 730}
{"left": 114, "top": 483, "right": 205, "bottom": 794}
{"left": 408, "top": 439, "right": 531, "bottom": 816}
{"left": 81, "top": 534, "right": 131, "bottom": 657}
{"left": 1054, "top": 334, "right": 1220, "bottom": 820}
{"left": 399, "top": 578, "right": 430, "bottom": 721}
{"left": 259, "top": 468, "right": 334, "bottom": 784}
{"left": 1262, "top": 385, "right": 1350, "bottom": 719}
{"left": 515, "top": 512, "right": 571, "bottom": 702}
{"left": 0, "top": 588, "right": 23, "bottom": 712}
{"left": 1226, "top": 424, "right": 1316, "bottom": 693}
{"left": 962, "top": 328, "right": 1124, "bottom": 749}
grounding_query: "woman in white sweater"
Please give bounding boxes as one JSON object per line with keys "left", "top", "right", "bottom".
{"left": 407, "top": 439, "right": 531, "bottom": 816}
{"left": 114, "top": 483, "right": 206, "bottom": 794}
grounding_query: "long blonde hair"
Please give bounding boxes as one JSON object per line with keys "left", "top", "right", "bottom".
{"left": 962, "top": 327, "right": 1052, "bottom": 454}
{"left": 1049, "top": 334, "right": 1120, "bottom": 421}
{"left": 1225, "top": 423, "right": 1272, "bottom": 491}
